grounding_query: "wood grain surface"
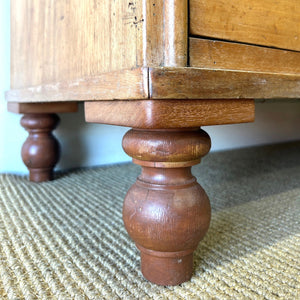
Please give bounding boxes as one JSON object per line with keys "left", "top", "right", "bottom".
{"left": 11, "top": 0, "right": 189, "bottom": 91}
{"left": 8, "top": 66, "right": 300, "bottom": 103}
{"left": 6, "top": 68, "right": 148, "bottom": 102}
{"left": 7, "top": 102, "right": 78, "bottom": 114}
{"left": 143, "top": 0, "right": 164, "bottom": 67}
{"left": 85, "top": 99, "right": 255, "bottom": 128}
{"left": 149, "top": 68, "right": 300, "bottom": 99}
{"left": 9, "top": 1, "right": 300, "bottom": 102}
{"left": 190, "top": 0, "right": 300, "bottom": 51}
{"left": 163, "top": 0, "right": 188, "bottom": 67}
{"left": 190, "top": 38, "right": 300, "bottom": 75}
{"left": 142, "top": 0, "right": 188, "bottom": 67}
{"left": 122, "top": 128, "right": 211, "bottom": 285}
{"left": 11, "top": 0, "right": 144, "bottom": 89}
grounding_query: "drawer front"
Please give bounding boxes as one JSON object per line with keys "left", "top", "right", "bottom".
{"left": 190, "top": 0, "right": 300, "bottom": 51}
{"left": 189, "top": 38, "right": 300, "bottom": 75}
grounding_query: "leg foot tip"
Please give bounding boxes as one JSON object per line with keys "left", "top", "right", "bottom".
{"left": 29, "top": 168, "right": 53, "bottom": 182}
{"left": 138, "top": 245, "right": 194, "bottom": 286}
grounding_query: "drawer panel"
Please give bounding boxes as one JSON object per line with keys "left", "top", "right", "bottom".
{"left": 190, "top": 38, "right": 300, "bottom": 75}
{"left": 190, "top": 0, "right": 300, "bottom": 51}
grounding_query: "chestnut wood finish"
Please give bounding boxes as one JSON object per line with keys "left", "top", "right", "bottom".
{"left": 86, "top": 98, "right": 254, "bottom": 285}
{"left": 6, "top": 69, "right": 149, "bottom": 103}
{"left": 11, "top": 0, "right": 144, "bottom": 89}
{"left": 21, "top": 114, "right": 60, "bottom": 182}
{"left": 145, "top": 0, "right": 188, "bottom": 67}
{"left": 122, "top": 128, "right": 211, "bottom": 285}
{"left": 7, "top": 66, "right": 300, "bottom": 102}
{"left": 149, "top": 68, "right": 300, "bottom": 100}
{"left": 8, "top": 102, "right": 78, "bottom": 182}
{"left": 190, "top": 38, "right": 300, "bottom": 75}
{"left": 8, "top": 0, "right": 300, "bottom": 287}
{"left": 85, "top": 99, "right": 255, "bottom": 128}
{"left": 10, "top": 0, "right": 187, "bottom": 90}
{"left": 7, "top": 102, "right": 78, "bottom": 114}
{"left": 190, "top": 0, "right": 300, "bottom": 52}
{"left": 8, "top": 0, "right": 300, "bottom": 103}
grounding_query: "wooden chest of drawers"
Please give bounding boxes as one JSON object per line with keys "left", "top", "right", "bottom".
{"left": 6, "top": 0, "right": 300, "bottom": 286}
{"left": 7, "top": 0, "right": 300, "bottom": 103}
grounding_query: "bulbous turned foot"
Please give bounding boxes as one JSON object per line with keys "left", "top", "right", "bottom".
{"left": 20, "top": 114, "right": 60, "bottom": 182}
{"left": 122, "top": 128, "right": 211, "bottom": 285}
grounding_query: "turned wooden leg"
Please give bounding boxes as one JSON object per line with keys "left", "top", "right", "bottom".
{"left": 84, "top": 99, "right": 255, "bottom": 285}
{"left": 85, "top": 99, "right": 255, "bottom": 285}
{"left": 20, "top": 113, "right": 60, "bottom": 182}
{"left": 122, "top": 128, "right": 211, "bottom": 285}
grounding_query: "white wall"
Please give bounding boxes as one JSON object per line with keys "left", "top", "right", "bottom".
{"left": 205, "top": 100, "right": 300, "bottom": 151}
{"left": 1, "top": 0, "right": 300, "bottom": 174}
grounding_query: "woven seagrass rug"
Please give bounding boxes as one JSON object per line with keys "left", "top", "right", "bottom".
{"left": 0, "top": 142, "right": 299, "bottom": 299}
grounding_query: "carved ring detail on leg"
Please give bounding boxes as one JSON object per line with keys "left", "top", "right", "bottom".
{"left": 21, "top": 113, "right": 60, "bottom": 182}
{"left": 122, "top": 128, "right": 211, "bottom": 285}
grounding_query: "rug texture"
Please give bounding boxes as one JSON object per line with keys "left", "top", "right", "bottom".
{"left": 0, "top": 142, "right": 299, "bottom": 299}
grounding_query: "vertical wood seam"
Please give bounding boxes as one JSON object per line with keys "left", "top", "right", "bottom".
{"left": 147, "top": 67, "right": 151, "bottom": 99}
{"left": 147, "top": 66, "right": 153, "bottom": 99}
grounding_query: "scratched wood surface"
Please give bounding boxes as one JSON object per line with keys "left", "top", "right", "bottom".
{"left": 190, "top": 0, "right": 300, "bottom": 51}
{"left": 190, "top": 38, "right": 300, "bottom": 75}
{"left": 8, "top": 0, "right": 300, "bottom": 102}
{"left": 6, "top": 66, "right": 300, "bottom": 102}
{"left": 11, "top": 0, "right": 189, "bottom": 91}
{"left": 149, "top": 68, "right": 300, "bottom": 100}
{"left": 6, "top": 69, "right": 148, "bottom": 102}
{"left": 11, "top": 0, "right": 144, "bottom": 89}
